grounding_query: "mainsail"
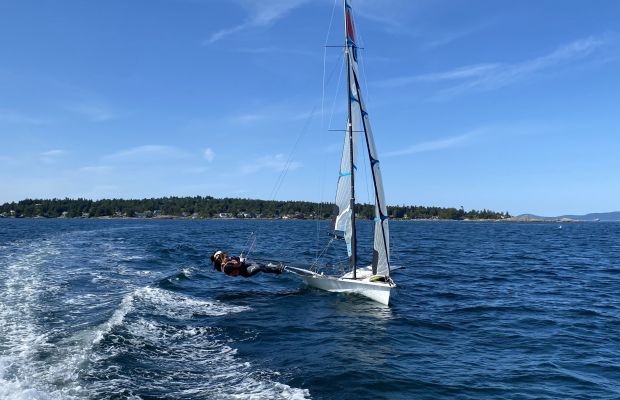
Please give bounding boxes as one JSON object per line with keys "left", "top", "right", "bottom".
{"left": 334, "top": 0, "right": 391, "bottom": 276}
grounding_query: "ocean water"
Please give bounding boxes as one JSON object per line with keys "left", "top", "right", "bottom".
{"left": 0, "top": 219, "right": 619, "bottom": 399}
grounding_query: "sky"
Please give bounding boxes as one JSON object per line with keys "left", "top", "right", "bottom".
{"left": 1, "top": 0, "right": 619, "bottom": 216}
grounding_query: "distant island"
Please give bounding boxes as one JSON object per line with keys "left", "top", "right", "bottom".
{"left": 516, "top": 211, "right": 620, "bottom": 222}
{"left": 0, "top": 197, "right": 509, "bottom": 221}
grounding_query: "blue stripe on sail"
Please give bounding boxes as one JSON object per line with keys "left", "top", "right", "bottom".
{"left": 371, "top": 158, "right": 379, "bottom": 166}
{"left": 339, "top": 166, "right": 355, "bottom": 177}
{"left": 374, "top": 215, "right": 389, "bottom": 222}
{"left": 349, "top": 90, "right": 359, "bottom": 103}
{"left": 361, "top": 109, "right": 368, "bottom": 117}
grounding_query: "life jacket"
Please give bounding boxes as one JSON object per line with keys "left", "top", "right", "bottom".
{"left": 222, "top": 258, "right": 244, "bottom": 276}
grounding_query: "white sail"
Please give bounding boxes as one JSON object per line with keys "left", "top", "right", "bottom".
{"left": 361, "top": 103, "right": 391, "bottom": 276}
{"left": 345, "top": 0, "right": 390, "bottom": 276}
{"left": 333, "top": 114, "right": 357, "bottom": 258}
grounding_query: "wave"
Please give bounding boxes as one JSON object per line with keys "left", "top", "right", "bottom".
{"left": 0, "top": 236, "right": 307, "bottom": 400}
{"left": 82, "top": 286, "right": 309, "bottom": 399}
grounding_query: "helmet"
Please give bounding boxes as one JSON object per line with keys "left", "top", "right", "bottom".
{"left": 211, "top": 250, "right": 223, "bottom": 263}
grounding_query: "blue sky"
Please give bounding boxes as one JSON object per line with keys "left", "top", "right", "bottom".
{"left": 1, "top": 0, "right": 619, "bottom": 216}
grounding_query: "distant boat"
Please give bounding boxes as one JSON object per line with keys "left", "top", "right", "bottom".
{"left": 286, "top": 0, "right": 396, "bottom": 305}
{"left": 594, "top": 218, "right": 600, "bottom": 222}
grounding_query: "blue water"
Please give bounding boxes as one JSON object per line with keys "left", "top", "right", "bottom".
{"left": 1, "top": 219, "right": 619, "bottom": 399}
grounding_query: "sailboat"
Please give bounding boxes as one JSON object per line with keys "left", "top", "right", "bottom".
{"left": 286, "top": 0, "right": 396, "bottom": 305}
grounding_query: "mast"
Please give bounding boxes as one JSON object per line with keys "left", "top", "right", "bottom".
{"left": 344, "top": 0, "right": 357, "bottom": 278}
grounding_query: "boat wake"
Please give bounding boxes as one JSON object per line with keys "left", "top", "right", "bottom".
{"left": 0, "top": 232, "right": 310, "bottom": 400}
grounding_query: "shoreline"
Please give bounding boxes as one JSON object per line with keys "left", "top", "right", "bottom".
{"left": 0, "top": 216, "right": 590, "bottom": 223}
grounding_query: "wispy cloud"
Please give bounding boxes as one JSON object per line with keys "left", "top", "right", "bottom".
{"left": 240, "top": 153, "right": 302, "bottom": 175}
{"left": 103, "top": 145, "right": 188, "bottom": 161}
{"left": 66, "top": 103, "right": 116, "bottom": 122}
{"left": 40, "top": 149, "right": 67, "bottom": 164}
{"left": 230, "top": 101, "right": 316, "bottom": 124}
{"left": 380, "top": 63, "right": 500, "bottom": 87}
{"left": 205, "top": 0, "right": 307, "bottom": 45}
{"left": 384, "top": 130, "right": 481, "bottom": 157}
{"left": 383, "top": 122, "right": 565, "bottom": 157}
{"left": 352, "top": 0, "right": 413, "bottom": 34}
{"left": 233, "top": 46, "right": 317, "bottom": 57}
{"left": 379, "top": 35, "right": 615, "bottom": 98}
{"left": 0, "top": 109, "right": 47, "bottom": 125}
{"left": 324, "top": 142, "right": 341, "bottom": 153}
{"left": 40, "top": 149, "right": 66, "bottom": 157}
{"left": 204, "top": 147, "right": 215, "bottom": 162}
{"left": 423, "top": 19, "right": 497, "bottom": 49}
{"left": 78, "top": 165, "right": 114, "bottom": 174}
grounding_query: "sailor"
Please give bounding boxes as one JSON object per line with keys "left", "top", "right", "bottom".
{"left": 210, "top": 250, "right": 284, "bottom": 277}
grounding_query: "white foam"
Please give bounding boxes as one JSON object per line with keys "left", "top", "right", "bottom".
{"left": 86, "top": 316, "right": 311, "bottom": 400}
{"left": 133, "top": 286, "right": 251, "bottom": 319}
{"left": 92, "top": 291, "right": 136, "bottom": 345}
{"left": 0, "top": 231, "right": 310, "bottom": 400}
{"left": 0, "top": 239, "right": 79, "bottom": 399}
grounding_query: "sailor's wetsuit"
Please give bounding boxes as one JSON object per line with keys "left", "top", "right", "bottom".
{"left": 216, "top": 256, "right": 282, "bottom": 278}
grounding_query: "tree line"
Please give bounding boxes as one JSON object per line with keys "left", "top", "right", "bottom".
{"left": 0, "top": 197, "right": 510, "bottom": 220}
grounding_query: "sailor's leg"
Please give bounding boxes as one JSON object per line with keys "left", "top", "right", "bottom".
{"left": 257, "top": 263, "right": 284, "bottom": 274}
{"left": 241, "top": 264, "right": 262, "bottom": 278}
{"left": 240, "top": 263, "right": 283, "bottom": 277}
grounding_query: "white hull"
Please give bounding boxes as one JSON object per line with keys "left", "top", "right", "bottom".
{"left": 286, "top": 266, "right": 394, "bottom": 305}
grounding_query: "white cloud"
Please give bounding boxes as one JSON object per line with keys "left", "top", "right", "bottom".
{"left": 383, "top": 122, "right": 564, "bottom": 157}
{"left": 423, "top": 19, "right": 497, "bottom": 49}
{"left": 378, "top": 35, "right": 614, "bottom": 98}
{"left": 235, "top": 113, "right": 266, "bottom": 123}
{"left": 204, "top": 147, "right": 215, "bottom": 162}
{"left": 205, "top": 0, "right": 307, "bottom": 44}
{"left": 384, "top": 129, "right": 483, "bottom": 157}
{"left": 103, "top": 145, "right": 188, "bottom": 162}
{"left": 324, "top": 142, "right": 341, "bottom": 153}
{"left": 39, "top": 149, "right": 67, "bottom": 164}
{"left": 230, "top": 101, "right": 316, "bottom": 125}
{"left": 380, "top": 64, "right": 500, "bottom": 87}
{"left": 78, "top": 165, "right": 114, "bottom": 173}
{"left": 66, "top": 103, "right": 116, "bottom": 122}
{"left": 233, "top": 46, "right": 317, "bottom": 57}
{"left": 40, "top": 149, "right": 66, "bottom": 157}
{"left": 352, "top": 0, "right": 413, "bottom": 34}
{"left": 240, "top": 153, "right": 302, "bottom": 175}
{"left": 0, "top": 109, "right": 47, "bottom": 125}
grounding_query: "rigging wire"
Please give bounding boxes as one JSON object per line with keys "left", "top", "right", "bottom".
{"left": 322, "top": 0, "right": 339, "bottom": 129}
{"left": 268, "top": 104, "right": 317, "bottom": 201}
{"left": 266, "top": 0, "right": 350, "bottom": 269}
{"left": 350, "top": 4, "right": 372, "bottom": 207}
{"left": 268, "top": 51, "right": 345, "bottom": 202}
{"left": 327, "top": 51, "right": 346, "bottom": 132}
{"left": 240, "top": 232, "right": 257, "bottom": 260}
{"left": 317, "top": 0, "right": 340, "bottom": 261}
